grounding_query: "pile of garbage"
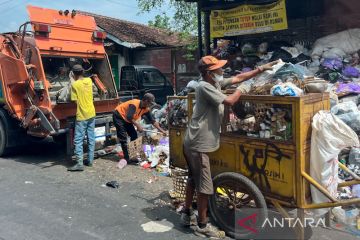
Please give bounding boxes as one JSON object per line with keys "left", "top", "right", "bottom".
{"left": 214, "top": 29, "right": 360, "bottom": 99}
{"left": 140, "top": 136, "right": 170, "bottom": 176}
{"left": 112, "top": 134, "right": 171, "bottom": 176}
{"left": 212, "top": 29, "right": 360, "bottom": 228}
{"left": 228, "top": 103, "right": 293, "bottom": 141}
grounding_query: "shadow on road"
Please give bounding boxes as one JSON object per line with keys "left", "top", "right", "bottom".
{"left": 132, "top": 191, "right": 195, "bottom": 236}
{"left": 3, "top": 138, "right": 71, "bottom": 168}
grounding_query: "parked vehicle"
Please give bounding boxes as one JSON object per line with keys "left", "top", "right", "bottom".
{"left": 119, "top": 65, "right": 174, "bottom": 106}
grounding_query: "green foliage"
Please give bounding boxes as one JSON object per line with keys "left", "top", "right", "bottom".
{"left": 148, "top": 13, "right": 172, "bottom": 31}
{"left": 137, "top": 0, "right": 199, "bottom": 60}
{"left": 138, "top": 0, "right": 197, "bottom": 34}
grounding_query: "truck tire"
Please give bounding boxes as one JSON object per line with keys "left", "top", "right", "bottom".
{"left": 0, "top": 117, "right": 8, "bottom": 156}
{"left": 209, "top": 172, "right": 268, "bottom": 239}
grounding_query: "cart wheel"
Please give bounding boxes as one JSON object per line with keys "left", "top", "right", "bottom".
{"left": 209, "top": 172, "right": 268, "bottom": 239}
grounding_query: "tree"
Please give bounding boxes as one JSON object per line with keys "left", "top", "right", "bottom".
{"left": 137, "top": 0, "right": 197, "bottom": 35}
{"left": 137, "top": 0, "right": 199, "bottom": 59}
{"left": 148, "top": 13, "right": 171, "bottom": 31}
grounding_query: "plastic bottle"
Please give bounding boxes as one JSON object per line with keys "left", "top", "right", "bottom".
{"left": 117, "top": 159, "right": 127, "bottom": 169}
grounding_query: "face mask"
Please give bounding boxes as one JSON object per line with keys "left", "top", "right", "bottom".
{"left": 212, "top": 73, "right": 224, "bottom": 83}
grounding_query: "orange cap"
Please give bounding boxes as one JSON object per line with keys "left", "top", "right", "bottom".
{"left": 199, "top": 55, "right": 227, "bottom": 71}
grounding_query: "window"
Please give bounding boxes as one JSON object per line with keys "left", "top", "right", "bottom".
{"left": 142, "top": 70, "right": 165, "bottom": 86}
{"left": 121, "top": 68, "right": 138, "bottom": 90}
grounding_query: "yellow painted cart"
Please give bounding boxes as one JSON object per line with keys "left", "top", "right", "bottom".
{"left": 169, "top": 93, "right": 360, "bottom": 239}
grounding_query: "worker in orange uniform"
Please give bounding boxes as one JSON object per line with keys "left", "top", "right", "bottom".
{"left": 68, "top": 64, "right": 96, "bottom": 172}
{"left": 113, "top": 93, "right": 167, "bottom": 162}
{"left": 180, "top": 56, "right": 279, "bottom": 238}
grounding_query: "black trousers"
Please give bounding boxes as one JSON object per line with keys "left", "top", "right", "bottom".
{"left": 113, "top": 111, "right": 138, "bottom": 161}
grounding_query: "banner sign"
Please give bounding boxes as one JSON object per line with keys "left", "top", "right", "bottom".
{"left": 210, "top": 0, "right": 288, "bottom": 38}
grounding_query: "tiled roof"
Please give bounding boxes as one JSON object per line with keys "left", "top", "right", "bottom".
{"left": 78, "top": 11, "right": 185, "bottom": 48}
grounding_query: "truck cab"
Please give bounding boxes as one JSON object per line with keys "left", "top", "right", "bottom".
{"left": 119, "top": 65, "right": 174, "bottom": 106}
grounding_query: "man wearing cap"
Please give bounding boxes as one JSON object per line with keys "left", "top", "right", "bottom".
{"left": 68, "top": 64, "right": 96, "bottom": 171}
{"left": 113, "top": 93, "right": 167, "bottom": 163}
{"left": 180, "top": 56, "right": 278, "bottom": 238}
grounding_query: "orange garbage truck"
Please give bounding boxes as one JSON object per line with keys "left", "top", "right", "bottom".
{"left": 0, "top": 5, "right": 119, "bottom": 156}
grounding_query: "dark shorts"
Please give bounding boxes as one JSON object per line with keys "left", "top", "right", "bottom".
{"left": 112, "top": 111, "right": 138, "bottom": 142}
{"left": 183, "top": 144, "right": 214, "bottom": 195}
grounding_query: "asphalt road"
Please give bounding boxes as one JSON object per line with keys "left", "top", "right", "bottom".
{"left": 0, "top": 141, "right": 358, "bottom": 240}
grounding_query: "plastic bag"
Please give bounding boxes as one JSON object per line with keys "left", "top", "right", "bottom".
{"left": 342, "top": 66, "right": 360, "bottom": 78}
{"left": 270, "top": 82, "right": 303, "bottom": 96}
{"left": 336, "top": 83, "right": 360, "bottom": 94}
{"left": 331, "top": 101, "right": 358, "bottom": 115}
{"left": 310, "top": 111, "right": 359, "bottom": 216}
{"left": 281, "top": 46, "right": 301, "bottom": 58}
{"left": 349, "top": 147, "right": 360, "bottom": 165}
{"left": 273, "top": 63, "right": 307, "bottom": 80}
{"left": 321, "top": 48, "right": 347, "bottom": 59}
{"left": 311, "top": 29, "right": 360, "bottom": 59}
{"left": 332, "top": 207, "right": 346, "bottom": 224}
{"left": 253, "top": 60, "right": 285, "bottom": 86}
{"left": 337, "top": 112, "right": 360, "bottom": 133}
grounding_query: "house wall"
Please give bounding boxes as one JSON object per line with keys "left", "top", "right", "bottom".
{"left": 106, "top": 43, "right": 130, "bottom": 90}
{"left": 132, "top": 48, "right": 172, "bottom": 74}
{"left": 132, "top": 47, "right": 198, "bottom": 93}
{"left": 174, "top": 48, "right": 199, "bottom": 92}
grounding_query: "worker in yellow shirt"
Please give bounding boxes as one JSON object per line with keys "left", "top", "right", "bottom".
{"left": 68, "top": 64, "right": 96, "bottom": 171}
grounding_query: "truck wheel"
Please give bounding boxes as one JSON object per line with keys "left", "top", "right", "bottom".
{"left": 209, "top": 172, "right": 268, "bottom": 239}
{"left": 0, "top": 118, "right": 8, "bottom": 156}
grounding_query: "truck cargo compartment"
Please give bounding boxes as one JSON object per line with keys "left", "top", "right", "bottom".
{"left": 42, "top": 56, "right": 117, "bottom": 104}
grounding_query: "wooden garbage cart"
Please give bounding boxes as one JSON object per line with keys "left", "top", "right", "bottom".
{"left": 168, "top": 93, "right": 360, "bottom": 239}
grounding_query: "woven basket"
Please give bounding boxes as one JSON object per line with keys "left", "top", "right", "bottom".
{"left": 128, "top": 136, "right": 143, "bottom": 159}
{"left": 170, "top": 168, "right": 189, "bottom": 202}
{"left": 170, "top": 168, "right": 197, "bottom": 202}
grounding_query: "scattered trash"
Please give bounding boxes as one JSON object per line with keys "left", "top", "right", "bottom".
{"left": 117, "top": 151, "right": 124, "bottom": 159}
{"left": 332, "top": 207, "right": 346, "bottom": 224}
{"left": 97, "top": 150, "right": 106, "bottom": 156}
{"left": 24, "top": 181, "right": 34, "bottom": 184}
{"left": 142, "top": 162, "right": 151, "bottom": 169}
{"left": 147, "top": 176, "right": 159, "bottom": 184}
{"left": 106, "top": 181, "right": 120, "bottom": 188}
{"left": 176, "top": 204, "right": 184, "bottom": 213}
{"left": 141, "top": 219, "right": 174, "bottom": 233}
{"left": 154, "top": 199, "right": 171, "bottom": 206}
{"left": 112, "top": 144, "right": 123, "bottom": 153}
{"left": 122, "top": 205, "right": 127, "bottom": 208}
{"left": 117, "top": 159, "right": 127, "bottom": 169}
{"left": 345, "top": 208, "right": 359, "bottom": 226}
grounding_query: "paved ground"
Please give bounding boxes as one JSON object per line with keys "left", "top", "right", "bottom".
{"left": 0, "top": 141, "right": 358, "bottom": 240}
